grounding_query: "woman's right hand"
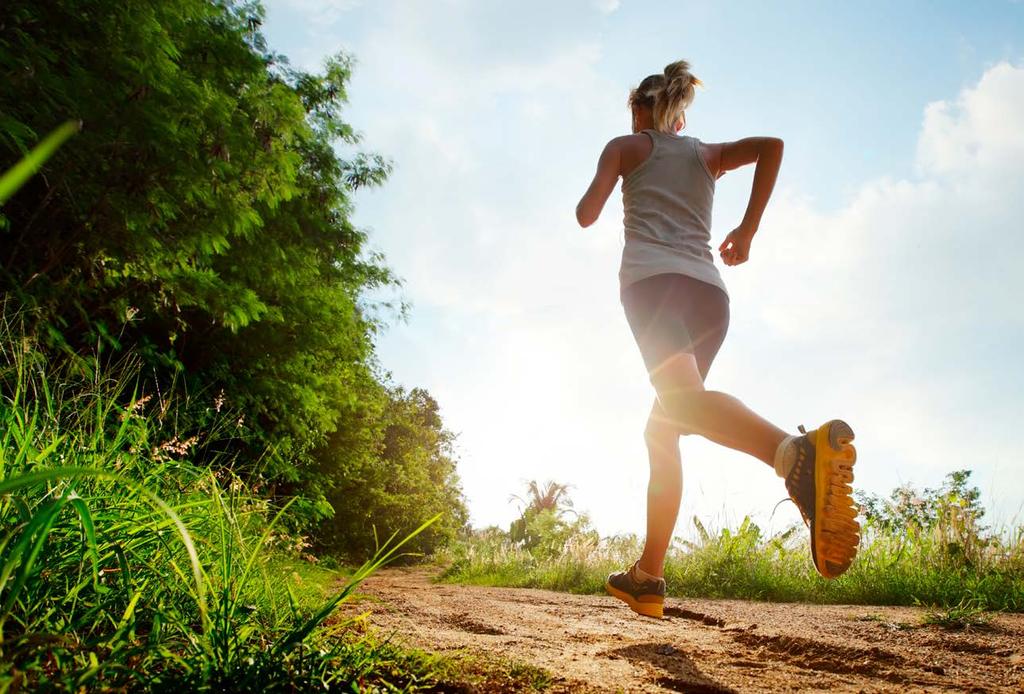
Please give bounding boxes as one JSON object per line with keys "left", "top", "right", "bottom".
{"left": 719, "top": 226, "right": 755, "bottom": 266}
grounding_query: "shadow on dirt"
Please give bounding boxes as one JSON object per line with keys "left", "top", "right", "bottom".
{"left": 663, "top": 606, "right": 726, "bottom": 627}
{"left": 608, "top": 642, "right": 736, "bottom": 693}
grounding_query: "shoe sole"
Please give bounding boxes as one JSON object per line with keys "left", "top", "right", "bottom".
{"left": 604, "top": 581, "right": 664, "bottom": 619}
{"left": 811, "top": 419, "right": 860, "bottom": 579}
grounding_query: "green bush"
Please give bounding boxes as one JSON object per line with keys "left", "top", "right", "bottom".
{"left": 0, "top": 311, "right": 443, "bottom": 690}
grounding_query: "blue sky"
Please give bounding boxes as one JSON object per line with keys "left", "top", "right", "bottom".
{"left": 261, "top": 0, "right": 1024, "bottom": 537}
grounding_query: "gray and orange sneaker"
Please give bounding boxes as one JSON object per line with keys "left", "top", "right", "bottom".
{"left": 605, "top": 561, "right": 666, "bottom": 619}
{"left": 785, "top": 419, "right": 860, "bottom": 579}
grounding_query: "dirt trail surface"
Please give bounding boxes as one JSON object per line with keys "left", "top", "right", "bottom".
{"left": 344, "top": 568, "right": 1024, "bottom": 692}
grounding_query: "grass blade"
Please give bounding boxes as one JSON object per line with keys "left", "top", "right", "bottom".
{"left": 0, "top": 120, "right": 80, "bottom": 205}
{"left": 273, "top": 512, "right": 441, "bottom": 655}
{"left": 69, "top": 496, "right": 101, "bottom": 588}
{"left": 0, "top": 466, "right": 209, "bottom": 635}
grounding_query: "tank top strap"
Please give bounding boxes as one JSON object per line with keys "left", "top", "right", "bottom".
{"left": 639, "top": 128, "right": 661, "bottom": 151}
{"left": 643, "top": 129, "right": 693, "bottom": 152}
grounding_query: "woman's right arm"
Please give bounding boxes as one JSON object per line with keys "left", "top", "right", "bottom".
{"left": 707, "top": 137, "right": 784, "bottom": 266}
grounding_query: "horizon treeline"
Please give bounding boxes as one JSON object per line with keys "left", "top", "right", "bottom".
{"left": 0, "top": 0, "right": 467, "bottom": 556}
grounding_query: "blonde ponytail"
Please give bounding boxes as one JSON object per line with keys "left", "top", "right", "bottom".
{"left": 628, "top": 60, "right": 703, "bottom": 134}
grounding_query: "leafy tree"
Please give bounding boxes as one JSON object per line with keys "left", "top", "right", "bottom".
{"left": 508, "top": 480, "right": 594, "bottom": 556}
{"left": 856, "top": 469, "right": 991, "bottom": 568}
{"left": 316, "top": 387, "right": 469, "bottom": 559}
{"left": 856, "top": 469, "right": 985, "bottom": 534}
{"left": 0, "top": 0, "right": 468, "bottom": 550}
{"left": 510, "top": 480, "right": 575, "bottom": 517}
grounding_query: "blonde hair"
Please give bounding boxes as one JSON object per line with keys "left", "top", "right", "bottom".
{"left": 628, "top": 60, "right": 703, "bottom": 134}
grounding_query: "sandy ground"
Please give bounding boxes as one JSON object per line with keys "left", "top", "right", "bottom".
{"left": 343, "top": 567, "right": 1024, "bottom": 693}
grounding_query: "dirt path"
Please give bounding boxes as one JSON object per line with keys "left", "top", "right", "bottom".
{"left": 343, "top": 567, "right": 1024, "bottom": 692}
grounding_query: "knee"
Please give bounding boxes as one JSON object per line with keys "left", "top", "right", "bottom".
{"left": 644, "top": 418, "right": 680, "bottom": 463}
{"left": 656, "top": 386, "right": 706, "bottom": 427}
{"left": 644, "top": 420, "right": 671, "bottom": 448}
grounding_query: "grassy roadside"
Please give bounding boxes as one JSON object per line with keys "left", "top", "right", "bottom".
{"left": 0, "top": 313, "right": 552, "bottom": 692}
{"left": 437, "top": 512, "right": 1024, "bottom": 612}
{"left": 288, "top": 561, "right": 556, "bottom": 692}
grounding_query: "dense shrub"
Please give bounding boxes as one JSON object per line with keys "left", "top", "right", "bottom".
{"left": 0, "top": 312, "right": 441, "bottom": 690}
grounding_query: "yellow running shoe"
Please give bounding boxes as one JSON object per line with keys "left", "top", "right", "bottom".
{"left": 605, "top": 561, "right": 666, "bottom": 619}
{"left": 784, "top": 420, "right": 860, "bottom": 579}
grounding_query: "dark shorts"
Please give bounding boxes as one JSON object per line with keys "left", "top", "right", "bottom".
{"left": 620, "top": 273, "right": 730, "bottom": 381}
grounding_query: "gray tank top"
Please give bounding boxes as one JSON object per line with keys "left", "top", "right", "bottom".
{"left": 619, "top": 129, "right": 727, "bottom": 298}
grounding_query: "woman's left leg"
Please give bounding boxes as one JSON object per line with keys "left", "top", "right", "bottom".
{"left": 637, "top": 400, "right": 682, "bottom": 577}
{"left": 633, "top": 276, "right": 730, "bottom": 578}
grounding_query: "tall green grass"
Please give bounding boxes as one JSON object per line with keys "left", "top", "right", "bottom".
{"left": 0, "top": 311, "right": 449, "bottom": 691}
{"left": 440, "top": 510, "right": 1024, "bottom": 611}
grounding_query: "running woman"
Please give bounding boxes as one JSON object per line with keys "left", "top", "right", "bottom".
{"left": 575, "top": 60, "right": 860, "bottom": 619}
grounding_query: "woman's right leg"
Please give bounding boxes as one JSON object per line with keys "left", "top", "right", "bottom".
{"left": 639, "top": 317, "right": 861, "bottom": 581}
{"left": 650, "top": 353, "right": 789, "bottom": 467}
{"left": 622, "top": 273, "right": 789, "bottom": 466}
{"left": 626, "top": 353, "right": 795, "bottom": 586}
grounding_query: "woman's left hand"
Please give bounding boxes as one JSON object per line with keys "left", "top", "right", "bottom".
{"left": 719, "top": 226, "right": 755, "bottom": 266}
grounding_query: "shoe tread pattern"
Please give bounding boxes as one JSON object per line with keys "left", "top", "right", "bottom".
{"left": 785, "top": 420, "right": 860, "bottom": 579}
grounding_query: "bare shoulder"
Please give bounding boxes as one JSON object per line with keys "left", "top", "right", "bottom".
{"left": 613, "top": 133, "right": 655, "bottom": 178}
{"left": 606, "top": 133, "right": 647, "bottom": 151}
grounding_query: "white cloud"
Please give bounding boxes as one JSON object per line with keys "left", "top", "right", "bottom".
{"left": 916, "top": 62, "right": 1024, "bottom": 180}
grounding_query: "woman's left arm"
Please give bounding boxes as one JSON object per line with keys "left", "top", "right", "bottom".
{"left": 575, "top": 140, "right": 621, "bottom": 227}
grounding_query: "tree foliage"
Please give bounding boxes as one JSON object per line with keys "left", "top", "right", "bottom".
{"left": 855, "top": 469, "right": 992, "bottom": 569}
{"left": 855, "top": 470, "right": 985, "bottom": 535}
{"left": 316, "top": 387, "right": 468, "bottom": 558}
{"left": 0, "top": 0, "right": 467, "bottom": 555}
{"left": 510, "top": 480, "right": 575, "bottom": 516}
